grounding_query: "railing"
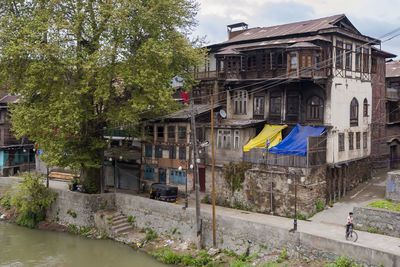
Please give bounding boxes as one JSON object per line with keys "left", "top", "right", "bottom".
{"left": 243, "top": 135, "right": 327, "bottom": 167}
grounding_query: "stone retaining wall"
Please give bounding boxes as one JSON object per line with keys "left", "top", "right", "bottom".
{"left": 353, "top": 206, "right": 400, "bottom": 237}
{"left": 386, "top": 170, "right": 400, "bottom": 203}
{"left": 44, "top": 189, "right": 400, "bottom": 266}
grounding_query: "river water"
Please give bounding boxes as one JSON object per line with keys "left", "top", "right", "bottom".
{"left": 0, "top": 222, "right": 166, "bottom": 267}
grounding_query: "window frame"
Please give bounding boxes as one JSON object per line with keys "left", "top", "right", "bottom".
{"left": 290, "top": 53, "right": 297, "bottom": 70}
{"left": 167, "top": 126, "right": 176, "bottom": 139}
{"left": 345, "top": 43, "right": 352, "bottom": 70}
{"left": 363, "top": 98, "right": 369, "bottom": 117}
{"left": 155, "top": 145, "right": 163, "bottom": 158}
{"left": 356, "top": 132, "right": 361, "bottom": 149}
{"left": 217, "top": 129, "right": 231, "bottom": 149}
{"left": 363, "top": 132, "right": 368, "bottom": 149}
{"left": 145, "top": 144, "right": 152, "bottom": 158}
{"left": 233, "top": 90, "right": 248, "bottom": 115}
{"left": 348, "top": 132, "right": 354, "bottom": 150}
{"left": 336, "top": 41, "right": 344, "bottom": 69}
{"left": 306, "top": 96, "right": 324, "bottom": 122}
{"left": 253, "top": 96, "right": 265, "bottom": 116}
{"left": 339, "top": 133, "right": 345, "bottom": 152}
{"left": 234, "top": 130, "right": 240, "bottom": 150}
{"left": 178, "top": 126, "right": 187, "bottom": 140}
{"left": 350, "top": 98, "right": 359, "bottom": 127}
{"left": 178, "top": 146, "right": 186, "bottom": 160}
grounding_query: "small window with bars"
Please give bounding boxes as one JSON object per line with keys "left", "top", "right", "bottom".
{"left": 339, "top": 133, "right": 345, "bottom": 152}
{"left": 356, "top": 132, "right": 361, "bottom": 149}
{"left": 348, "top": 132, "right": 354, "bottom": 150}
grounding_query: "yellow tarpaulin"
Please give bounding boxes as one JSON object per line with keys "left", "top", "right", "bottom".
{"left": 243, "top": 124, "right": 288, "bottom": 152}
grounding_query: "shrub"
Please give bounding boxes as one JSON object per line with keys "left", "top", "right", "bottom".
{"left": 10, "top": 173, "right": 56, "bottom": 228}
{"left": 0, "top": 194, "right": 11, "bottom": 210}
{"left": 281, "top": 248, "right": 288, "bottom": 259}
{"left": 82, "top": 178, "right": 99, "bottom": 194}
{"left": 67, "top": 210, "right": 77, "bottom": 218}
{"left": 316, "top": 200, "right": 325, "bottom": 212}
{"left": 145, "top": 228, "right": 158, "bottom": 241}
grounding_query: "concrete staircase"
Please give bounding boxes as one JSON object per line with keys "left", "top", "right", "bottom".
{"left": 110, "top": 212, "right": 134, "bottom": 236}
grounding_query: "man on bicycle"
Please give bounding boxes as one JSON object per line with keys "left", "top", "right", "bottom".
{"left": 346, "top": 212, "right": 354, "bottom": 238}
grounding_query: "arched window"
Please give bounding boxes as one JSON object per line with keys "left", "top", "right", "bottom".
{"left": 306, "top": 96, "right": 324, "bottom": 122}
{"left": 363, "top": 98, "right": 368, "bottom": 117}
{"left": 350, "top": 98, "right": 359, "bottom": 126}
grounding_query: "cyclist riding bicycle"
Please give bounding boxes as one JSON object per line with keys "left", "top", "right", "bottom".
{"left": 346, "top": 212, "right": 354, "bottom": 238}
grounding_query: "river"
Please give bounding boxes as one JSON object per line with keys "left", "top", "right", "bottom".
{"left": 0, "top": 222, "right": 166, "bottom": 267}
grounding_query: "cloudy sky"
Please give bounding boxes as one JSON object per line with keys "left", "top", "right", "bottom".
{"left": 192, "top": 0, "right": 400, "bottom": 58}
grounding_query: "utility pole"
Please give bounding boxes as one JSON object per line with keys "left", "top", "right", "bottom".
{"left": 211, "top": 82, "right": 216, "bottom": 247}
{"left": 190, "top": 100, "right": 202, "bottom": 249}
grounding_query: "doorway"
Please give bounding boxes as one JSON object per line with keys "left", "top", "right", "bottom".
{"left": 158, "top": 168, "right": 166, "bottom": 184}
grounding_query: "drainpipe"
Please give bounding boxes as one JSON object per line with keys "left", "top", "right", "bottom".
{"left": 270, "top": 173, "right": 274, "bottom": 215}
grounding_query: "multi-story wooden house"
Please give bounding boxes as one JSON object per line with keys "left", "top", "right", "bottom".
{"left": 0, "top": 93, "right": 34, "bottom": 176}
{"left": 371, "top": 59, "right": 400, "bottom": 169}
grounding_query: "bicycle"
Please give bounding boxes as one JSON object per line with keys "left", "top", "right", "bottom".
{"left": 345, "top": 224, "right": 358, "bottom": 242}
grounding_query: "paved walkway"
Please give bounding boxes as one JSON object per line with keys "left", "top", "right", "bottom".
{"left": 310, "top": 170, "right": 387, "bottom": 225}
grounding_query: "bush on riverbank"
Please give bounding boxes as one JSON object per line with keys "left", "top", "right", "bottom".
{"left": 10, "top": 173, "right": 56, "bottom": 228}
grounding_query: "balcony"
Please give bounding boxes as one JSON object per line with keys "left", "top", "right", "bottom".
{"left": 243, "top": 136, "right": 327, "bottom": 167}
{"left": 194, "top": 71, "right": 217, "bottom": 80}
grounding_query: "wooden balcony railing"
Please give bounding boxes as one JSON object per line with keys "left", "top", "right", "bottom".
{"left": 243, "top": 135, "right": 327, "bottom": 167}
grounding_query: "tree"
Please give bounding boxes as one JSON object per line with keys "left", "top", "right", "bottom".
{"left": 0, "top": 0, "right": 205, "bottom": 185}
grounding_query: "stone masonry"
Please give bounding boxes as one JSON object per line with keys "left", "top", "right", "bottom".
{"left": 386, "top": 170, "right": 400, "bottom": 202}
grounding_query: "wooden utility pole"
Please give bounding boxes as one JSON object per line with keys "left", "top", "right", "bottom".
{"left": 211, "top": 83, "right": 216, "bottom": 247}
{"left": 190, "top": 100, "right": 202, "bottom": 249}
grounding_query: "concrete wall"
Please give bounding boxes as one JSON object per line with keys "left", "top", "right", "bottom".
{"left": 47, "top": 189, "right": 115, "bottom": 227}
{"left": 354, "top": 206, "right": 400, "bottom": 238}
{"left": 386, "top": 170, "right": 400, "bottom": 202}
{"left": 44, "top": 189, "right": 400, "bottom": 266}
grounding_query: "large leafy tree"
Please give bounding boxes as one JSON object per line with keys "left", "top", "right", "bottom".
{"left": 0, "top": 0, "right": 205, "bottom": 182}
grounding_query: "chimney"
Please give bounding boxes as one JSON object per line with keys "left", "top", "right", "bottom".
{"left": 227, "top": 22, "right": 248, "bottom": 40}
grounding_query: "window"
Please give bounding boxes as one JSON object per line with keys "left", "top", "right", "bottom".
{"left": 234, "top": 130, "right": 240, "bottom": 150}
{"left": 155, "top": 145, "right": 163, "bottom": 158}
{"left": 145, "top": 144, "right": 152, "bottom": 157}
{"left": 169, "top": 146, "right": 176, "bottom": 159}
{"left": 348, "top": 132, "right": 354, "bottom": 150}
{"left": 217, "top": 129, "right": 231, "bottom": 149}
{"left": 290, "top": 54, "right": 297, "bottom": 70}
{"left": 345, "top": 44, "right": 352, "bottom": 70}
{"left": 146, "top": 125, "right": 154, "bottom": 137}
{"left": 247, "top": 55, "right": 256, "bottom": 71}
{"left": 170, "top": 169, "right": 186, "bottom": 185}
{"left": 314, "top": 55, "right": 320, "bottom": 68}
{"left": 306, "top": 96, "right": 324, "bottom": 121}
{"left": 286, "top": 92, "right": 299, "bottom": 121}
{"left": 371, "top": 56, "right": 377, "bottom": 73}
{"left": 363, "top": 132, "right": 367, "bottom": 149}
{"left": 253, "top": 96, "right": 264, "bottom": 116}
{"left": 168, "top": 126, "right": 175, "bottom": 139}
{"left": 339, "top": 133, "right": 345, "bottom": 152}
{"left": 301, "top": 55, "right": 312, "bottom": 68}
{"left": 362, "top": 48, "right": 369, "bottom": 73}
{"left": 355, "top": 46, "right": 361, "bottom": 71}
{"left": 356, "top": 132, "right": 361, "bottom": 149}
{"left": 178, "top": 127, "right": 186, "bottom": 139}
{"left": 363, "top": 98, "right": 368, "bottom": 117}
{"left": 350, "top": 98, "right": 359, "bottom": 126}
{"left": 261, "top": 54, "right": 268, "bottom": 70}
{"left": 233, "top": 90, "right": 247, "bottom": 115}
{"left": 336, "top": 41, "right": 343, "bottom": 69}
{"left": 178, "top": 146, "right": 186, "bottom": 160}
{"left": 269, "top": 93, "right": 281, "bottom": 117}
{"left": 144, "top": 166, "right": 155, "bottom": 180}
{"left": 157, "top": 126, "right": 164, "bottom": 139}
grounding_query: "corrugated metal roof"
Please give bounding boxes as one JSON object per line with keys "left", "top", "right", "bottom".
{"left": 221, "top": 14, "right": 345, "bottom": 45}
{"left": 0, "top": 94, "right": 18, "bottom": 104}
{"left": 287, "top": 42, "right": 320, "bottom": 49}
{"left": 163, "top": 104, "right": 221, "bottom": 120}
{"left": 215, "top": 47, "right": 242, "bottom": 55}
{"left": 387, "top": 61, "right": 400, "bottom": 78}
{"left": 215, "top": 35, "right": 330, "bottom": 54}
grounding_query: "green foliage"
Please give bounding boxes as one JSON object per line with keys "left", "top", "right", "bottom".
{"left": 172, "top": 228, "right": 177, "bottom": 234}
{"left": 0, "top": 194, "right": 11, "bottom": 210}
{"left": 127, "top": 215, "right": 136, "bottom": 227}
{"left": 69, "top": 224, "right": 79, "bottom": 234}
{"left": 145, "top": 228, "right": 158, "bottom": 241}
{"left": 275, "top": 258, "right": 283, "bottom": 263}
{"left": 82, "top": 178, "right": 99, "bottom": 194}
{"left": 0, "top": 0, "right": 206, "bottom": 175}
{"left": 325, "top": 256, "right": 363, "bottom": 267}
{"left": 202, "top": 195, "right": 211, "bottom": 204}
{"left": 316, "top": 200, "right": 325, "bottom": 212}
{"left": 368, "top": 227, "right": 384, "bottom": 235}
{"left": 10, "top": 173, "right": 56, "bottom": 228}
{"left": 368, "top": 200, "right": 400, "bottom": 211}
{"left": 233, "top": 202, "right": 252, "bottom": 212}
{"left": 296, "top": 213, "right": 307, "bottom": 220}
{"left": 100, "top": 200, "right": 107, "bottom": 210}
{"left": 67, "top": 210, "right": 77, "bottom": 218}
{"left": 281, "top": 248, "right": 288, "bottom": 259}
{"left": 224, "top": 162, "right": 252, "bottom": 192}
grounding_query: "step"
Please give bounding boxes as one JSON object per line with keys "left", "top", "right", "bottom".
{"left": 114, "top": 225, "right": 133, "bottom": 234}
{"left": 111, "top": 215, "right": 126, "bottom": 222}
{"left": 113, "top": 222, "right": 131, "bottom": 229}
{"left": 112, "top": 217, "right": 128, "bottom": 225}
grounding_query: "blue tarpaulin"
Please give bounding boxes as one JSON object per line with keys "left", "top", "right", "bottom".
{"left": 268, "top": 124, "right": 325, "bottom": 156}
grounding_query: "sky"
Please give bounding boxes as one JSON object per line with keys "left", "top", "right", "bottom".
{"left": 192, "top": 0, "right": 400, "bottom": 59}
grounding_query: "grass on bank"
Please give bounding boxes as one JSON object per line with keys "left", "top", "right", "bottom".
{"left": 367, "top": 200, "right": 400, "bottom": 212}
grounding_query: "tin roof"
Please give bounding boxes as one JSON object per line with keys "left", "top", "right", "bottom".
{"left": 163, "top": 104, "right": 221, "bottom": 120}
{"left": 214, "top": 35, "right": 330, "bottom": 54}
{"left": 221, "top": 14, "right": 346, "bottom": 45}
{"left": 386, "top": 61, "right": 400, "bottom": 78}
{"left": 287, "top": 42, "right": 321, "bottom": 49}
{"left": 0, "top": 94, "right": 18, "bottom": 104}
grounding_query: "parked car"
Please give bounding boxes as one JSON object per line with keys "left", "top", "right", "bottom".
{"left": 149, "top": 183, "right": 178, "bottom": 203}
